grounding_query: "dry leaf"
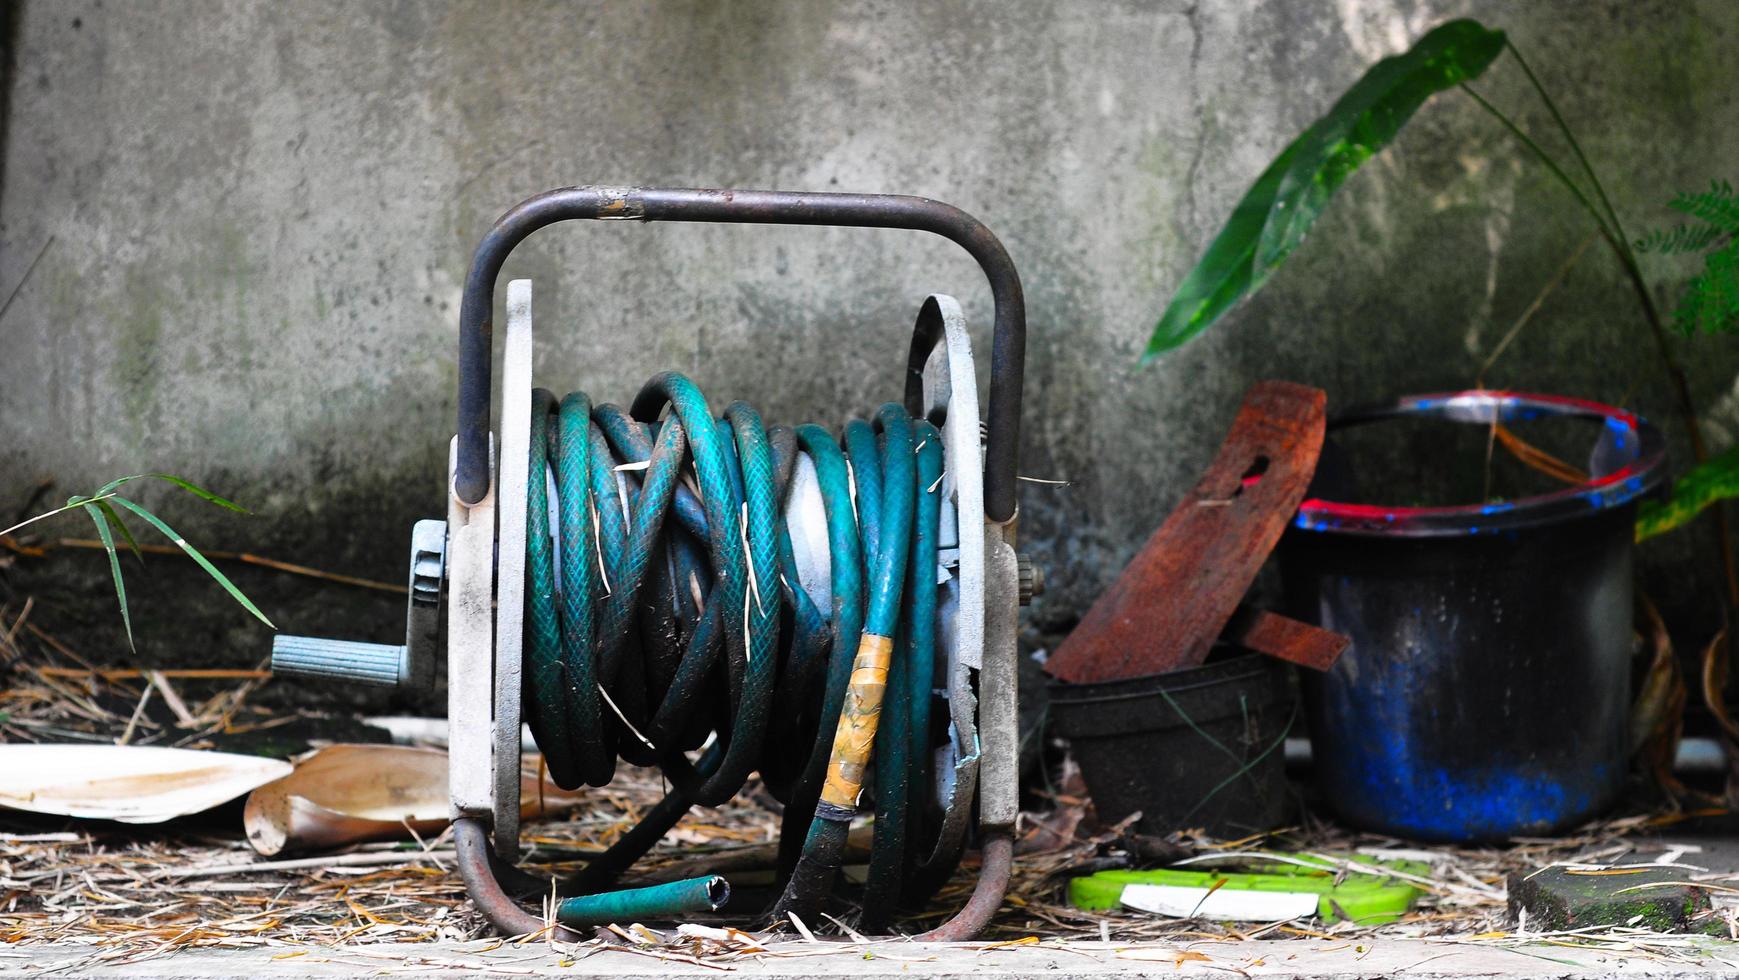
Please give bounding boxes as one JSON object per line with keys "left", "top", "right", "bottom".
{"left": 1115, "top": 947, "right": 1214, "bottom": 966}
{"left": 0, "top": 744, "right": 291, "bottom": 823}
{"left": 243, "top": 743, "right": 584, "bottom": 855}
{"left": 978, "top": 936, "right": 1041, "bottom": 950}
{"left": 1702, "top": 628, "right": 1738, "bottom": 737}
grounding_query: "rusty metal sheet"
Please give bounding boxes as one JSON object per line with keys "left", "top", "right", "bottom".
{"left": 1225, "top": 606, "right": 1348, "bottom": 673}
{"left": 1045, "top": 381, "right": 1327, "bottom": 684}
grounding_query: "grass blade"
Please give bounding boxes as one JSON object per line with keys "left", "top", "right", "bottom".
{"left": 148, "top": 473, "right": 250, "bottom": 514}
{"left": 0, "top": 493, "right": 115, "bottom": 539}
{"left": 93, "top": 473, "right": 250, "bottom": 513}
{"left": 110, "top": 495, "right": 276, "bottom": 629}
{"left": 94, "top": 499, "right": 144, "bottom": 563}
{"left": 81, "top": 501, "right": 135, "bottom": 651}
{"left": 93, "top": 474, "right": 147, "bottom": 496}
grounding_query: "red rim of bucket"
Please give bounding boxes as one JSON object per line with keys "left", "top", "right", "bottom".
{"left": 1293, "top": 390, "right": 1666, "bottom": 538}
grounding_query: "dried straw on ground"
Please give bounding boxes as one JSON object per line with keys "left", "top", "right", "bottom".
{"left": 3, "top": 600, "right": 1738, "bottom": 968}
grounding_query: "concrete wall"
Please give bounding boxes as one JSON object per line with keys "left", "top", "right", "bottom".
{"left": 3, "top": 0, "right": 1737, "bottom": 667}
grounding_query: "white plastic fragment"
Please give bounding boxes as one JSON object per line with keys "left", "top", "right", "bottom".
{"left": 1118, "top": 883, "right": 1318, "bottom": 922}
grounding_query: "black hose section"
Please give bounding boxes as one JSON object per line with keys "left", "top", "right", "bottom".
{"left": 768, "top": 818, "right": 851, "bottom": 930}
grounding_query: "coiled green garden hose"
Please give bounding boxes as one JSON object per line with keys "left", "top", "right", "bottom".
{"left": 522, "top": 370, "right": 953, "bottom": 930}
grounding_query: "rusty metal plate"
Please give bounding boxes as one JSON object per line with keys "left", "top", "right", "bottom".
{"left": 1225, "top": 606, "right": 1348, "bottom": 673}
{"left": 1045, "top": 381, "right": 1327, "bottom": 684}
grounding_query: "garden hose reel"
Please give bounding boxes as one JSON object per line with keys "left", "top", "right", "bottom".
{"left": 271, "top": 187, "right": 1034, "bottom": 939}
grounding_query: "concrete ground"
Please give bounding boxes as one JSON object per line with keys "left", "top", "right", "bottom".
{"left": 9, "top": 938, "right": 1739, "bottom": 980}
{"left": 9, "top": 829, "right": 1739, "bottom": 977}
{"left": 12, "top": 765, "right": 1739, "bottom": 976}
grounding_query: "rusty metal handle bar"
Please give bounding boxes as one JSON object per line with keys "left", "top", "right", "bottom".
{"left": 455, "top": 186, "right": 1026, "bottom": 521}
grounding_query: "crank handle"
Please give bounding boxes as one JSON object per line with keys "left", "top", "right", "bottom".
{"left": 269, "top": 519, "right": 445, "bottom": 691}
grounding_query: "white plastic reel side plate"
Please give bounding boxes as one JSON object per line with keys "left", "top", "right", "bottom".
{"left": 488, "top": 279, "right": 534, "bottom": 858}
{"left": 915, "top": 293, "right": 990, "bottom": 844}
{"left": 447, "top": 434, "right": 496, "bottom": 825}
{"left": 919, "top": 294, "right": 987, "bottom": 675}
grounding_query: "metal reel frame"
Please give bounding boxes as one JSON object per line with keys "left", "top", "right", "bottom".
{"left": 443, "top": 187, "right": 1026, "bottom": 940}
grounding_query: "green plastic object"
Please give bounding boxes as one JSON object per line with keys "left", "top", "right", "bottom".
{"left": 1069, "top": 853, "right": 1426, "bottom": 925}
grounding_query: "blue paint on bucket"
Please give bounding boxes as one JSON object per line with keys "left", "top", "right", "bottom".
{"left": 1283, "top": 392, "right": 1657, "bottom": 841}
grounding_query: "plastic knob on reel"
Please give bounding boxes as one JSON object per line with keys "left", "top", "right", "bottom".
{"left": 271, "top": 635, "right": 409, "bottom": 687}
{"left": 268, "top": 518, "right": 447, "bottom": 692}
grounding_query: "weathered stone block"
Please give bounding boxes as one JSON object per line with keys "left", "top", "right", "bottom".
{"left": 1508, "top": 865, "right": 1723, "bottom": 935}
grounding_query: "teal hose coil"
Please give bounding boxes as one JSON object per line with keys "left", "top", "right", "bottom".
{"left": 523, "top": 371, "right": 956, "bottom": 929}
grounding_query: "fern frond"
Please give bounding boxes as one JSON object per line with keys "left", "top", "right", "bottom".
{"left": 1673, "top": 239, "right": 1739, "bottom": 337}
{"left": 1635, "top": 221, "right": 1727, "bottom": 255}
{"left": 1669, "top": 180, "right": 1739, "bottom": 234}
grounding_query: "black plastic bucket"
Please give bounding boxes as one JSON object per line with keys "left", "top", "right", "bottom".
{"left": 1280, "top": 391, "right": 1665, "bottom": 842}
{"left": 1048, "top": 652, "right": 1296, "bottom": 839}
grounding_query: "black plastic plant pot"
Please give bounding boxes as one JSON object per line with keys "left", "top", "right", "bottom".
{"left": 1047, "top": 651, "right": 1296, "bottom": 840}
{"left": 1279, "top": 391, "right": 1665, "bottom": 843}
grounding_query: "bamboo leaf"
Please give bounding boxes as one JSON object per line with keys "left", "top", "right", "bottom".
{"left": 81, "top": 501, "right": 135, "bottom": 651}
{"left": 3, "top": 476, "right": 267, "bottom": 643}
{"left": 95, "top": 499, "right": 144, "bottom": 564}
{"left": 1144, "top": 18, "right": 1506, "bottom": 359}
{"left": 1637, "top": 442, "right": 1739, "bottom": 541}
{"left": 110, "top": 496, "right": 276, "bottom": 629}
{"left": 93, "top": 472, "right": 250, "bottom": 513}
{"left": 147, "top": 473, "right": 250, "bottom": 514}
{"left": 93, "top": 474, "right": 147, "bottom": 496}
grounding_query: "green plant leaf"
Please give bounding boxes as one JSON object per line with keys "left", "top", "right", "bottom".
{"left": 3, "top": 476, "right": 267, "bottom": 644}
{"left": 110, "top": 495, "right": 276, "bottom": 630}
{"left": 1673, "top": 239, "right": 1739, "bottom": 337}
{"left": 1634, "top": 222, "right": 1725, "bottom": 256}
{"left": 0, "top": 492, "right": 115, "bottom": 539}
{"left": 1637, "top": 441, "right": 1739, "bottom": 541}
{"left": 1259, "top": 19, "right": 1508, "bottom": 270}
{"left": 81, "top": 500, "right": 135, "bottom": 651}
{"left": 1670, "top": 180, "right": 1739, "bottom": 234}
{"left": 1637, "top": 184, "right": 1739, "bottom": 337}
{"left": 93, "top": 473, "right": 147, "bottom": 496}
{"left": 94, "top": 499, "right": 144, "bottom": 563}
{"left": 92, "top": 473, "right": 250, "bottom": 513}
{"left": 1144, "top": 18, "right": 1506, "bottom": 359}
{"left": 146, "top": 473, "right": 250, "bottom": 513}
{"left": 1141, "top": 144, "right": 1298, "bottom": 362}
